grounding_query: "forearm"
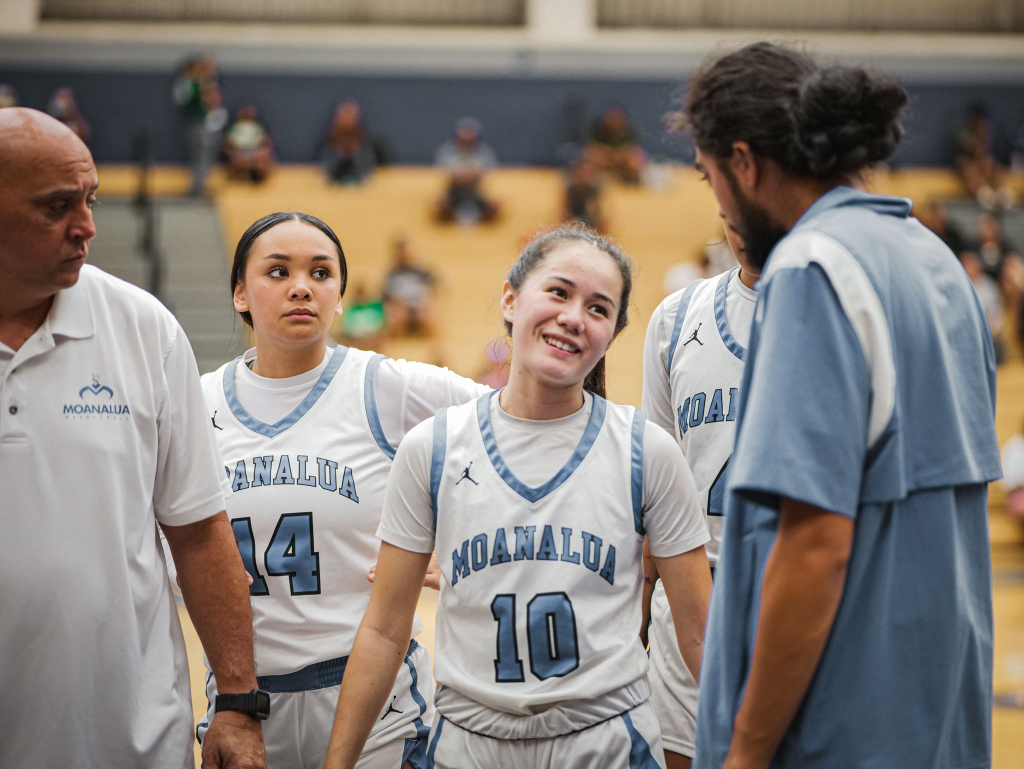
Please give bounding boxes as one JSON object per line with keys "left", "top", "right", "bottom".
{"left": 162, "top": 513, "right": 256, "bottom": 693}
{"left": 324, "top": 625, "right": 414, "bottom": 769}
{"left": 728, "top": 500, "right": 852, "bottom": 767}
{"left": 654, "top": 548, "right": 712, "bottom": 684}
{"left": 325, "top": 543, "right": 430, "bottom": 769}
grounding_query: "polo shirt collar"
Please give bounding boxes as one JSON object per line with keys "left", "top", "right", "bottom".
{"left": 46, "top": 274, "right": 95, "bottom": 341}
{"left": 794, "top": 185, "right": 913, "bottom": 229}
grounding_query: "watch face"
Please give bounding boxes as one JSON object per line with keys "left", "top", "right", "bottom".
{"left": 254, "top": 690, "right": 271, "bottom": 720}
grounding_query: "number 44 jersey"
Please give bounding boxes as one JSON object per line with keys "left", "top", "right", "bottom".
{"left": 382, "top": 392, "right": 708, "bottom": 724}
{"left": 202, "top": 346, "right": 420, "bottom": 676}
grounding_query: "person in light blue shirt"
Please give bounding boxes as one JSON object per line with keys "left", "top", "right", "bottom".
{"left": 683, "top": 43, "right": 1002, "bottom": 769}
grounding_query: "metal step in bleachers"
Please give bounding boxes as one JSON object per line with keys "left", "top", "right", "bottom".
{"left": 88, "top": 199, "right": 248, "bottom": 374}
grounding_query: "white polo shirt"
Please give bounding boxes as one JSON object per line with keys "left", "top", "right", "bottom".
{"left": 0, "top": 265, "right": 227, "bottom": 768}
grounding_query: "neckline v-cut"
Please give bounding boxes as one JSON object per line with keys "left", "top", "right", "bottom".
{"left": 475, "top": 389, "right": 607, "bottom": 503}
{"left": 224, "top": 345, "right": 348, "bottom": 438}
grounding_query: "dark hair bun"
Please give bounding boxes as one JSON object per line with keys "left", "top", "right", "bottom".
{"left": 684, "top": 42, "right": 909, "bottom": 181}
{"left": 793, "top": 67, "right": 908, "bottom": 178}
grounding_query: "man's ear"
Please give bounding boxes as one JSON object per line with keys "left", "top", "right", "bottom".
{"left": 233, "top": 281, "right": 248, "bottom": 314}
{"left": 500, "top": 280, "right": 515, "bottom": 325}
{"left": 728, "top": 140, "right": 758, "bottom": 193}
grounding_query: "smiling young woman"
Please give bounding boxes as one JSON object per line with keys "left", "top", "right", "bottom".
{"left": 173, "top": 211, "right": 490, "bottom": 769}
{"left": 324, "top": 226, "right": 714, "bottom": 769}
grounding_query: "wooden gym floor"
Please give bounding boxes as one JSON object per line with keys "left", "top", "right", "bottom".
{"left": 95, "top": 164, "right": 1024, "bottom": 767}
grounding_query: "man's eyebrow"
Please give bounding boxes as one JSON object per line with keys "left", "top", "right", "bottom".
{"left": 37, "top": 185, "right": 97, "bottom": 200}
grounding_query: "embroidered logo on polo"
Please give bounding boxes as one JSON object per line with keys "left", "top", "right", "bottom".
{"left": 63, "top": 375, "right": 131, "bottom": 419}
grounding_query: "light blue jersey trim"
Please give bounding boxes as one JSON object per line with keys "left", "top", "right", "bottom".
{"left": 196, "top": 670, "right": 213, "bottom": 747}
{"left": 621, "top": 711, "right": 661, "bottom": 769}
{"left": 430, "top": 409, "right": 448, "bottom": 531}
{"left": 222, "top": 345, "right": 348, "bottom": 438}
{"left": 364, "top": 353, "right": 397, "bottom": 459}
{"left": 666, "top": 279, "right": 703, "bottom": 372}
{"left": 477, "top": 390, "right": 607, "bottom": 503}
{"left": 425, "top": 716, "right": 445, "bottom": 769}
{"left": 630, "top": 408, "right": 647, "bottom": 536}
{"left": 402, "top": 640, "right": 431, "bottom": 769}
{"left": 714, "top": 267, "right": 746, "bottom": 362}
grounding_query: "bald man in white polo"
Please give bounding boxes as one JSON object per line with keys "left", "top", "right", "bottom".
{"left": 0, "top": 108, "right": 266, "bottom": 768}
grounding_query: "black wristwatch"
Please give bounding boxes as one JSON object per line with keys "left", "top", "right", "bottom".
{"left": 215, "top": 689, "right": 271, "bottom": 720}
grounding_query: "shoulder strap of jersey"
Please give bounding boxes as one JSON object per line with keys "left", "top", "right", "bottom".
{"left": 666, "top": 280, "right": 704, "bottom": 373}
{"left": 630, "top": 407, "right": 647, "bottom": 535}
{"left": 430, "top": 407, "right": 449, "bottom": 531}
{"left": 364, "top": 353, "right": 397, "bottom": 459}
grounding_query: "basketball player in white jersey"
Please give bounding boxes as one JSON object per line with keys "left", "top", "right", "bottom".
{"left": 190, "top": 212, "right": 489, "bottom": 769}
{"left": 641, "top": 218, "right": 758, "bottom": 768}
{"left": 324, "top": 227, "right": 713, "bottom": 769}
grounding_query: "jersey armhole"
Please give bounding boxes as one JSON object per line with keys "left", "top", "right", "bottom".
{"left": 666, "top": 280, "right": 702, "bottom": 373}
{"left": 631, "top": 408, "right": 646, "bottom": 536}
{"left": 364, "top": 353, "right": 397, "bottom": 460}
{"left": 429, "top": 408, "right": 448, "bottom": 532}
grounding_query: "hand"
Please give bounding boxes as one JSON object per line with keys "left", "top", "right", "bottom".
{"left": 201, "top": 710, "right": 266, "bottom": 769}
{"left": 369, "top": 552, "right": 441, "bottom": 591}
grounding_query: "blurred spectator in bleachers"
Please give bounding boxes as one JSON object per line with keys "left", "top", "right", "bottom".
{"left": 223, "top": 105, "right": 274, "bottom": 183}
{"left": 322, "top": 100, "right": 376, "bottom": 184}
{"left": 46, "top": 87, "right": 91, "bottom": 145}
{"left": 477, "top": 338, "right": 510, "bottom": 389}
{"left": 333, "top": 284, "right": 386, "bottom": 349}
{"left": 1000, "top": 419, "right": 1024, "bottom": 521}
{"left": 0, "top": 84, "right": 19, "bottom": 109}
{"left": 587, "top": 107, "right": 647, "bottom": 184}
{"left": 955, "top": 104, "right": 1016, "bottom": 212}
{"left": 563, "top": 154, "right": 605, "bottom": 232}
{"left": 383, "top": 236, "right": 437, "bottom": 336}
{"left": 1012, "top": 122, "right": 1024, "bottom": 171}
{"left": 926, "top": 200, "right": 967, "bottom": 257}
{"left": 172, "top": 56, "right": 227, "bottom": 198}
{"left": 435, "top": 117, "right": 499, "bottom": 224}
{"left": 959, "top": 250, "right": 1006, "bottom": 363}
{"left": 974, "top": 212, "right": 1020, "bottom": 282}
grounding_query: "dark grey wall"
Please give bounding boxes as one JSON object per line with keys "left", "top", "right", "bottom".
{"left": 2, "top": 67, "right": 1023, "bottom": 167}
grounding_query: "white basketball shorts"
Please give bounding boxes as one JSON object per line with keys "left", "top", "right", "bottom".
{"left": 422, "top": 700, "right": 665, "bottom": 769}
{"left": 647, "top": 581, "right": 698, "bottom": 758}
{"left": 198, "top": 639, "right": 435, "bottom": 769}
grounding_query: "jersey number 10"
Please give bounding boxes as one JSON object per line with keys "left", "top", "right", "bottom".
{"left": 231, "top": 514, "right": 321, "bottom": 596}
{"left": 491, "top": 592, "right": 580, "bottom": 682}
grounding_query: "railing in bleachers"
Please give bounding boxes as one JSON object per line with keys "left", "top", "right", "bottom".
{"left": 596, "top": 0, "right": 1024, "bottom": 33}
{"left": 41, "top": 0, "right": 525, "bottom": 25}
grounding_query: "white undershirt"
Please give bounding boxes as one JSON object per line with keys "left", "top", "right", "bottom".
{"left": 233, "top": 346, "right": 488, "bottom": 447}
{"left": 490, "top": 392, "right": 592, "bottom": 485}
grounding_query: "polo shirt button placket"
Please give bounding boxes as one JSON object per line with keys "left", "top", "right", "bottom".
{"left": 8, "top": 406, "right": 16, "bottom": 415}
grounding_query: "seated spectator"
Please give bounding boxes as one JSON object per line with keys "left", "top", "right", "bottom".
{"left": 383, "top": 237, "right": 437, "bottom": 336}
{"left": 223, "top": 105, "right": 274, "bottom": 183}
{"left": 926, "top": 199, "right": 966, "bottom": 257}
{"left": 955, "top": 104, "right": 1016, "bottom": 211}
{"left": 323, "top": 100, "right": 376, "bottom": 184}
{"left": 435, "top": 117, "right": 499, "bottom": 224}
{"left": 563, "top": 154, "right": 605, "bottom": 232}
{"left": 0, "top": 84, "right": 18, "bottom": 109}
{"left": 974, "top": 212, "right": 1020, "bottom": 281}
{"left": 960, "top": 250, "right": 1005, "bottom": 363}
{"left": 46, "top": 87, "right": 91, "bottom": 144}
{"left": 1012, "top": 122, "right": 1024, "bottom": 171}
{"left": 587, "top": 106, "right": 647, "bottom": 184}
{"left": 663, "top": 251, "right": 710, "bottom": 296}
{"left": 333, "top": 284, "right": 386, "bottom": 348}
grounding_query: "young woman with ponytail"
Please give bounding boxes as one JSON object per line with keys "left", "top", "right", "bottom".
{"left": 324, "top": 225, "right": 713, "bottom": 769}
